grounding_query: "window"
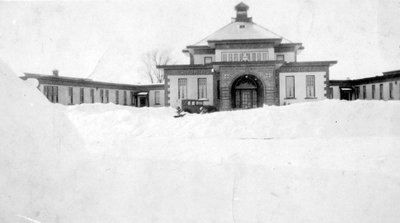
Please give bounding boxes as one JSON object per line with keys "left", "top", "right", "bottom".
{"left": 228, "top": 54, "right": 233, "bottom": 62}
{"left": 90, "top": 89, "right": 94, "bottom": 103}
{"left": 285, "top": 76, "right": 295, "bottom": 98}
{"left": 251, "top": 52, "right": 256, "bottom": 61}
{"left": 328, "top": 87, "right": 333, "bottom": 99}
{"left": 155, "top": 91, "right": 160, "bottom": 105}
{"left": 233, "top": 53, "right": 238, "bottom": 61}
{"left": 217, "top": 80, "right": 220, "bottom": 99}
{"left": 256, "top": 52, "right": 261, "bottom": 61}
{"left": 356, "top": 87, "right": 360, "bottom": 99}
{"left": 69, "top": 87, "right": 73, "bottom": 104}
{"left": 372, "top": 85, "right": 375, "bottom": 99}
{"left": 379, "top": 84, "right": 383, "bottom": 99}
{"left": 178, "top": 78, "right": 187, "bottom": 99}
{"left": 262, "top": 52, "right": 268, "bottom": 61}
{"left": 55, "top": 86, "right": 58, "bottom": 103}
{"left": 204, "top": 57, "right": 212, "bottom": 64}
{"left": 100, "top": 89, "right": 104, "bottom": 103}
{"left": 115, "top": 90, "right": 119, "bottom": 104}
{"left": 80, "top": 88, "right": 84, "bottom": 104}
{"left": 362, "top": 86, "right": 366, "bottom": 99}
{"left": 222, "top": 53, "right": 228, "bottom": 62}
{"left": 306, "top": 75, "right": 315, "bottom": 98}
{"left": 198, "top": 78, "right": 207, "bottom": 99}
{"left": 389, "top": 83, "right": 393, "bottom": 99}
{"left": 243, "top": 53, "right": 250, "bottom": 61}
{"left": 105, "top": 90, "right": 109, "bottom": 103}
{"left": 43, "top": 85, "right": 58, "bottom": 103}
{"left": 276, "top": 55, "right": 285, "bottom": 61}
{"left": 130, "top": 91, "right": 135, "bottom": 105}
{"left": 123, "top": 91, "right": 127, "bottom": 105}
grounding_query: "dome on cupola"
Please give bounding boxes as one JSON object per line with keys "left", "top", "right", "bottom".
{"left": 234, "top": 2, "right": 251, "bottom": 22}
{"left": 235, "top": 2, "right": 249, "bottom": 11}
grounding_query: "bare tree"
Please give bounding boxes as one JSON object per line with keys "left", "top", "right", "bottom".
{"left": 142, "top": 49, "right": 175, "bottom": 83}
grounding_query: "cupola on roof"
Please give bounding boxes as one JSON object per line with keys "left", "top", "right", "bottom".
{"left": 234, "top": 2, "right": 251, "bottom": 22}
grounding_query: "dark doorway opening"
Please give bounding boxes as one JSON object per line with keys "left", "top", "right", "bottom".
{"left": 340, "top": 88, "right": 353, "bottom": 100}
{"left": 231, "top": 75, "right": 264, "bottom": 109}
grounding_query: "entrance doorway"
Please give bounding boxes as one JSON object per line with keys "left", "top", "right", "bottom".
{"left": 231, "top": 75, "right": 263, "bottom": 109}
{"left": 340, "top": 88, "right": 353, "bottom": 100}
{"left": 136, "top": 92, "right": 149, "bottom": 107}
{"left": 235, "top": 89, "right": 257, "bottom": 109}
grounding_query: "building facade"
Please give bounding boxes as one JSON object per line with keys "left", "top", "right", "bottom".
{"left": 159, "top": 3, "right": 337, "bottom": 110}
{"left": 21, "top": 71, "right": 165, "bottom": 107}
{"left": 329, "top": 70, "right": 400, "bottom": 101}
{"left": 22, "top": 3, "right": 398, "bottom": 109}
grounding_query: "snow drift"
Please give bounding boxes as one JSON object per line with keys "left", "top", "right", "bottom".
{"left": 0, "top": 59, "right": 85, "bottom": 223}
{"left": 65, "top": 101, "right": 400, "bottom": 223}
{"left": 67, "top": 100, "right": 400, "bottom": 141}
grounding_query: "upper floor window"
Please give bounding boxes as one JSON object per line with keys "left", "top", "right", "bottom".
{"left": 204, "top": 57, "right": 212, "bottom": 64}
{"left": 221, "top": 51, "right": 268, "bottom": 62}
{"left": 222, "top": 53, "right": 228, "bottom": 62}
{"left": 276, "top": 55, "right": 285, "bottom": 61}
{"left": 198, "top": 78, "right": 207, "bottom": 99}
{"left": 285, "top": 76, "right": 295, "bottom": 98}
{"left": 178, "top": 78, "right": 187, "bottom": 99}
{"left": 306, "top": 75, "right": 315, "bottom": 98}
{"left": 233, "top": 53, "right": 239, "bottom": 61}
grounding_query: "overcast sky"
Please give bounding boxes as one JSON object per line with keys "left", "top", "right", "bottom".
{"left": 0, "top": 0, "right": 399, "bottom": 84}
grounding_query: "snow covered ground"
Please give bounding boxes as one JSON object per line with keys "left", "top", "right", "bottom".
{"left": 1, "top": 60, "right": 400, "bottom": 222}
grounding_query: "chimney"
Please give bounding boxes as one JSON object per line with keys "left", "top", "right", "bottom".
{"left": 53, "top": 69, "right": 59, "bottom": 77}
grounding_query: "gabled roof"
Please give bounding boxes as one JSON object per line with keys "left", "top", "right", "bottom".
{"left": 188, "top": 21, "right": 292, "bottom": 47}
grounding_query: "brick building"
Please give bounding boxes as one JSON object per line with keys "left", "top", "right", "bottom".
{"left": 158, "top": 2, "right": 337, "bottom": 110}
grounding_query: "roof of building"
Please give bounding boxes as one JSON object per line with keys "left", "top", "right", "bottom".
{"left": 189, "top": 22, "right": 291, "bottom": 47}
{"left": 330, "top": 69, "right": 400, "bottom": 86}
{"left": 22, "top": 73, "right": 164, "bottom": 91}
{"left": 383, "top": 69, "right": 400, "bottom": 76}
{"left": 188, "top": 3, "right": 294, "bottom": 48}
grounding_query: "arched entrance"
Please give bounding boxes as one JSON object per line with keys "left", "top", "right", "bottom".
{"left": 231, "top": 75, "right": 264, "bottom": 109}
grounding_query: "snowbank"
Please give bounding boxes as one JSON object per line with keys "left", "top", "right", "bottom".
{"left": 67, "top": 99, "right": 400, "bottom": 141}
{"left": 64, "top": 101, "right": 400, "bottom": 223}
{"left": 0, "top": 59, "right": 85, "bottom": 223}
